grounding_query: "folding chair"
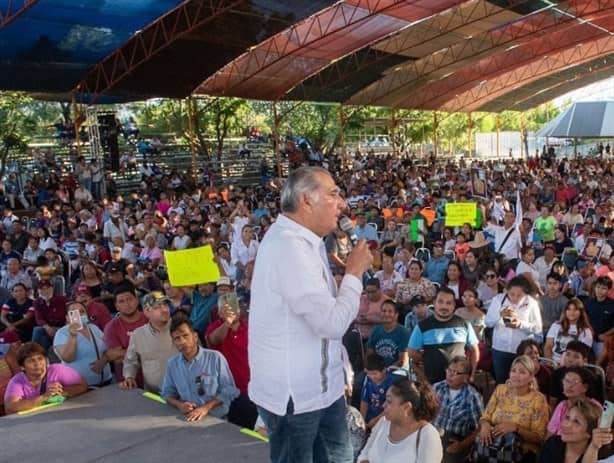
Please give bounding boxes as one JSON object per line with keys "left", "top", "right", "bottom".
{"left": 539, "top": 357, "right": 558, "bottom": 370}
{"left": 415, "top": 248, "right": 430, "bottom": 263}
{"left": 444, "top": 249, "right": 456, "bottom": 261}
{"left": 584, "top": 363, "right": 607, "bottom": 402}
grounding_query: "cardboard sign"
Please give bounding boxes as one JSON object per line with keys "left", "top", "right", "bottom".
{"left": 164, "top": 245, "right": 220, "bottom": 286}
{"left": 445, "top": 203, "right": 477, "bottom": 227}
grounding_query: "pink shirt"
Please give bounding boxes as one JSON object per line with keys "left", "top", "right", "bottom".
{"left": 4, "top": 364, "right": 82, "bottom": 401}
{"left": 548, "top": 398, "right": 602, "bottom": 435}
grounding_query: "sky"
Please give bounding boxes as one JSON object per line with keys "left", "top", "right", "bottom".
{"left": 553, "top": 76, "right": 614, "bottom": 109}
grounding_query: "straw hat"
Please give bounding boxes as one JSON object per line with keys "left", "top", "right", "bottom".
{"left": 469, "top": 231, "right": 489, "bottom": 249}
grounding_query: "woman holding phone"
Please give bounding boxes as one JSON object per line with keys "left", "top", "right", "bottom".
{"left": 53, "top": 301, "right": 112, "bottom": 387}
{"left": 539, "top": 398, "right": 613, "bottom": 463}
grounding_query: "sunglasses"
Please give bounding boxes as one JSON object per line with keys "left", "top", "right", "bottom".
{"left": 485, "top": 274, "right": 497, "bottom": 279}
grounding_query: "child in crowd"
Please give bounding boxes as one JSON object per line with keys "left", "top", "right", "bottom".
{"left": 403, "top": 295, "right": 432, "bottom": 335}
{"left": 360, "top": 353, "right": 395, "bottom": 430}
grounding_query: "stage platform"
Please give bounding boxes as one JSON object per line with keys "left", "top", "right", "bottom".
{"left": 1, "top": 385, "right": 269, "bottom": 463}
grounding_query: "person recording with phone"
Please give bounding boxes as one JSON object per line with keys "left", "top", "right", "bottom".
{"left": 53, "top": 301, "right": 112, "bottom": 387}
{"left": 249, "top": 167, "right": 373, "bottom": 463}
{"left": 205, "top": 291, "right": 257, "bottom": 428}
{"left": 485, "top": 276, "right": 543, "bottom": 384}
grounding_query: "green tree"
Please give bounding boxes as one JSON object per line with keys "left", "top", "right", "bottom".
{"left": 0, "top": 92, "right": 36, "bottom": 180}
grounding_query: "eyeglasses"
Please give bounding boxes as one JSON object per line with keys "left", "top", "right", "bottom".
{"left": 195, "top": 376, "right": 205, "bottom": 396}
{"left": 446, "top": 368, "right": 468, "bottom": 376}
{"left": 563, "top": 377, "right": 583, "bottom": 386}
{"left": 485, "top": 274, "right": 497, "bottom": 279}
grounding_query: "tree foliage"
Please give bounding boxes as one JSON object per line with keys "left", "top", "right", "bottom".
{"left": 0, "top": 92, "right": 37, "bottom": 179}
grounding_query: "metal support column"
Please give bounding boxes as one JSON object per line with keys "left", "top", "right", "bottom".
{"left": 467, "top": 112, "right": 473, "bottom": 157}
{"left": 186, "top": 97, "right": 198, "bottom": 184}
{"left": 339, "top": 105, "right": 347, "bottom": 159}
{"left": 272, "top": 102, "right": 282, "bottom": 178}
{"left": 433, "top": 112, "right": 439, "bottom": 158}
{"left": 391, "top": 108, "right": 398, "bottom": 157}
{"left": 496, "top": 114, "right": 502, "bottom": 158}
{"left": 72, "top": 93, "right": 82, "bottom": 157}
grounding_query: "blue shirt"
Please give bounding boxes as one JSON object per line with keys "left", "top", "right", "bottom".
{"left": 424, "top": 256, "right": 450, "bottom": 284}
{"left": 355, "top": 224, "right": 378, "bottom": 241}
{"left": 253, "top": 208, "right": 269, "bottom": 219}
{"left": 433, "top": 381, "right": 483, "bottom": 437}
{"left": 408, "top": 315, "right": 478, "bottom": 383}
{"left": 191, "top": 291, "right": 218, "bottom": 333}
{"left": 54, "top": 323, "right": 112, "bottom": 386}
{"left": 161, "top": 346, "right": 239, "bottom": 418}
{"left": 367, "top": 325, "right": 411, "bottom": 367}
{"left": 361, "top": 371, "right": 395, "bottom": 421}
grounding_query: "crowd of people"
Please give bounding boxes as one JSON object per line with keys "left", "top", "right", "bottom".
{"left": 0, "top": 142, "right": 614, "bottom": 463}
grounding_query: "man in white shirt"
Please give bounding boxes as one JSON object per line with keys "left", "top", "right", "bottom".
{"left": 484, "top": 210, "right": 522, "bottom": 262}
{"left": 103, "top": 212, "right": 129, "bottom": 246}
{"left": 249, "top": 166, "right": 372, "bottom": 463}
{"left": 230, "top": 225, "right": 259, "bottom": 278}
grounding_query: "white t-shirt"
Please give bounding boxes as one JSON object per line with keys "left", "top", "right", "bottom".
{"left": 546, "top": 322, "right": 593, "bottom": 363}
{"left": 357, "top": 419, "right": 442, "bottom": 463}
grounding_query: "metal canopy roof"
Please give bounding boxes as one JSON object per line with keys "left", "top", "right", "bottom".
{"left": 1, "top": 0, "right": 613, "bottom": 112}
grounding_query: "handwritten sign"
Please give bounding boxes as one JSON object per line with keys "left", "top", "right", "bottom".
{"left": 164, "top": 245, "right": 220, "bottom": 286}
{"left": 445, "top": 203, "right": 477, "bottom": 227}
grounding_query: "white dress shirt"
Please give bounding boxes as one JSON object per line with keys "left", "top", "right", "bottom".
{"left": 248, "top": 214, "right": 362, "bottom": 415}
{"left": 485, "top": 292, "right": 542, "bottom": 353}
{"left": 230, "top": 239, "right": 259, "bottom": 267}
{"left": 484, "top": 223, "right": 522, "bottom": 260}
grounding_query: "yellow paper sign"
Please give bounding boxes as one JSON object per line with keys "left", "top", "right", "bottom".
{"left": 445, "top": 202, "right": 477, "bottom": 227}
{"left": 164, "top": 245, "right": 220, "bottom": 286}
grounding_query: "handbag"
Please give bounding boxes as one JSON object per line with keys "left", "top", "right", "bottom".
{"left": 473, "top": 432, "right": 524, "bottom": 463}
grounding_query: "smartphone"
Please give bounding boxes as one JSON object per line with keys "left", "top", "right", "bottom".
{"left": 599, "top": 400, "right": 614, "bottom": 429}
{"left": 218, "top": 292, "right": 240, "bottom": 315}
{"left": 68, "top": 309, "right": 83, "bottom": 330}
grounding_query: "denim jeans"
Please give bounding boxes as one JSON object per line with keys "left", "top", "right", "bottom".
{"left": 32, "top": 326, "right": 53, "bottom": 351}
{"left": 492, "top": 349, "right": 516, "bottom": 384}
{"left": 258, "top": 396, "right": 352, "bottom": 463}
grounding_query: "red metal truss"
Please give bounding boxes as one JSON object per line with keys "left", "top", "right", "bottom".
{"left": 0, "top": 0, "right": 38, "bottom": 31}
{"left": 290, "top": 0, "right": 527, "bottom": 101}
{"left": 348, "top": 0, "right": 612, "bottom": 107}
{"left": 439, "top": 36, "right": 614, "bottom": 112}
{"left": 75, "top": 0, "right": 243, "bottom": 103}
{"left": 195, "top": 0, "right": 466, "bottom": 101}
{"left": 401, "top": 10, "right": 614, "bottom": 110}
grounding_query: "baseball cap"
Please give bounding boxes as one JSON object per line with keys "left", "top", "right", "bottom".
{"left": 75, "top": 284, "right": 91, "bottom": 296}
{"left": 576, "top": 259, "right": 589, "bottom": 269}
{"left": 410, "top": 295, "right": 426, "bottom": 306}
{"left": 216, "top": 276, "right": 233, "bottom": 287}
{"left": 108, "top": 263, "right": 123, "bottom": 273}
{"left": 112, "top": 246, "right": 122, "bottom": 253}
{"left": 142, "top": 291, "right": 171, "bottom": 309}
{"left": 433, "top": 240, "right": 444, "bottom": 248}
{"left": 544, "top": 243, "right": 555, "bottom": 251}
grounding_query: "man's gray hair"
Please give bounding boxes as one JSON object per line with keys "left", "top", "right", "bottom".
{"left": 280, "top": 166, "right": 330, "bottom": 213}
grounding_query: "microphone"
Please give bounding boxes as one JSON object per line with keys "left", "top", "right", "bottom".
{"left": 338, "top": 216, "right": 374, "bottom": 277}
{"left": 339, "top": 216, "right": 359, "bottom": 246}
